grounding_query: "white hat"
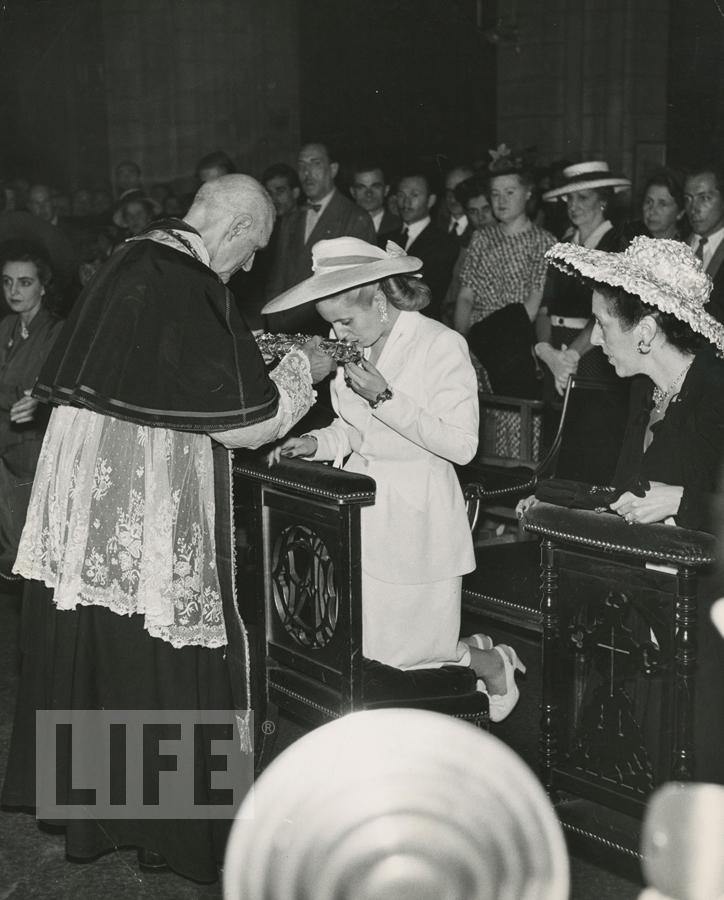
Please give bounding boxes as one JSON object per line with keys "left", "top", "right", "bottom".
{"left": 261, "top": 237, "right": 422, "bottom": 313}
{"left": 542, "top": 161, "right": 631, "bottom": 201}
{"left": 545, "top": 236, "right": 724, "bottom": 353}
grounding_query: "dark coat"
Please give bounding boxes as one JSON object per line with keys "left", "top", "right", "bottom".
{"left": 386, "top": 222, "right": 458, "bottom": 321}
{"left": 376, "top": 210, "right": 402, "bottom": 243}
{"left": 614, "top": 348, "right": 724, "bottom": 533}
{"left": 699, "top": 235, "right": 724, "bottom": 324}
{"left": 265, "top": 189, "right": 376, "bottom": 334}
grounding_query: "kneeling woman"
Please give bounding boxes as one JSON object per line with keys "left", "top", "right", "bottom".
{"left": 264, "top": 238, "right": 524, "bottom": 721}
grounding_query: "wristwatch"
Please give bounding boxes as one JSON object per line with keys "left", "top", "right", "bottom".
{"left": 369, "top": 386, "right": 393, "bottom": 409}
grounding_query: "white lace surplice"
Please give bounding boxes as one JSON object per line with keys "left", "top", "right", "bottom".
{"left": 15, "top": 405, "right": 226, "bottom": 648}
{"left": 14, "top": 350, "right": 314, "bottom": 649}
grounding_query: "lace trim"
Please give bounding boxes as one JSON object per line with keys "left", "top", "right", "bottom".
{"left": 269, "top": 349, "right": 315, "bottom": 424}
{"left": 15, "top": 406, "right": 227, "bottom": 649}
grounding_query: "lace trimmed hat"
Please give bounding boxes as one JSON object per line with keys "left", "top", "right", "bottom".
{"left": 262, "top": 237, "right": 422, "bottom": 313}
{"left": 542, "top": 160, "right": 631, "bottom": 201}
{"left": 545, "top": 236, "right": 724, "bottom": 353}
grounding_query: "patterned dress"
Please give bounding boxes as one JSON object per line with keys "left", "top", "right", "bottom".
{"left": 460, "top": 222, "right": 556, "bottom": 326}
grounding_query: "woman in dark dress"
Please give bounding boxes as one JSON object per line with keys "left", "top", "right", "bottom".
{"left": 543, "top": 234, "right": 724, "bottom": 782}
{"left": 0, "top": 242, "right": 62, "bottom": 576}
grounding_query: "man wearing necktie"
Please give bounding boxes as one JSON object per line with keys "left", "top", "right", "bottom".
{"left": 685, "top": 165, "right": 724, "bottom": 323}
{"left": 387, "top": 170, "right": 458, "bottom": 321}
{"left": 442, "top": 165, "right": 474, "bottom": 246}
{"left": 349, "top": 162, "right": 401, "bottom": 243}
{"left": 264, "top": 141, "right": 375, "bottom": 334}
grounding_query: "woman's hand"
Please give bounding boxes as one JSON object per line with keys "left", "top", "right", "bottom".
{"left": 301, "top": 336, "right": 337, "bottom": 384}
{"left": 515, "top": 494, "right": 538, "bottom": 520}
{"left": 610, "top": 482, "right": 684, "bottom": 525}
{"left": 343, "top": 359, "right": 388, "bottom": 405}
{"left": 267, "top": 435, "right": 318, "bottom": 466}
{"left": 10, "top": 391, "right": 38, "bottom": 424}
{"left": 535, "top": 343, "right": 580, "bottom": 395}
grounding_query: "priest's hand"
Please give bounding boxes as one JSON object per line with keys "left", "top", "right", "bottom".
{"left": 301, "top": 337, "right": 336, "bottom": 383}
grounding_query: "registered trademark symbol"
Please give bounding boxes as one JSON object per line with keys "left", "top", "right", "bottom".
{"left": 261, "top": 720, "right": 276, "bottom": 735}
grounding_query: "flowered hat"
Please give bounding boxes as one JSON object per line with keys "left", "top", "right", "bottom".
{"left": 262, "top": 237, "right": 422, "bottom": 313}
{"left": 542, "top": 161, "right": 631, "bottom": 201}
{"left": 545, "top": 236, "right": 724, "bottom": 352}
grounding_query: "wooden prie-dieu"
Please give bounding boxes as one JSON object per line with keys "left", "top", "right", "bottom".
{"left": 522, "top": 502, "right": 715, "bottom": 868}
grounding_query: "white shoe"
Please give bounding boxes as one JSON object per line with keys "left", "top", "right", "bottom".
{"left": 485, "top": 645, "right": 526, "bottom": 723}
{"left": 465, "top": 632, "right": 494, "bottom": 650}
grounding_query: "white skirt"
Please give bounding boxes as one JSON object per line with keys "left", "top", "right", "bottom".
{"left": 361, "top": 571, "right": 471, "bottom": 670}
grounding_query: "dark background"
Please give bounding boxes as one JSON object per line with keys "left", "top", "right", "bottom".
{"left": 0, "top": 0, "right": 722, "bottom": 190}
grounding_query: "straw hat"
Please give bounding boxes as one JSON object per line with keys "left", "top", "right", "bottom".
{"left": 542, "top": 161, "right": 631, "bottom": 201}
{"left": 545, "top": 235, "right": 724, "bottom": 353}
{"left": 261, "top": 237, "right": 422, "bottom": 314}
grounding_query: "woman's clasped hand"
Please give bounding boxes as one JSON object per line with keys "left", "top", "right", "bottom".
{"left": 341, "top": 358, "right": 388, "bottom": 405}
{"left": 609, "top": 482, "right": 684, "bottom": 525}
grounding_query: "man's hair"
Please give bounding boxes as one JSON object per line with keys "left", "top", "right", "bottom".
{"left": 397, "top": 169, "right": 437, "bottom": 196}
{"left": 686, "top": 162, "right": 724, "bottom": 195}
{"left": 196, "top": 150, "right": 236, "bottom": 178}
{"left": 190, "top": 174, "right": 274, "bottom": 221}
{"left": 351, "top": 161, "right": 388, "bottom": 182}
{"left": 453, "top": 174, "right": 488, "bottom": 206}
{"left": 299, "top": 140, "right": 336, "bottom": 164}
{"left": 262, "top": 162, "right": 300, "bottom": 190}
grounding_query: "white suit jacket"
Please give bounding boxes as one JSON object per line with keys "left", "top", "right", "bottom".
{"left": 309, "top": 310, "right": 478, "bottom": 584}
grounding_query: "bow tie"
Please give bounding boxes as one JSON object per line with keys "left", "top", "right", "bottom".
{"left": 306, "top": 202, "right": 322, "bottom": 213}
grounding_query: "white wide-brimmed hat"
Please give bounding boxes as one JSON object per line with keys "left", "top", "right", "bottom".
{"left": 542, "top": 161, "right": 631, "bottom": 201}
{"left": 545, "top": 236, "right": 724, "bottom": 352}
{"left": 261, "top": 237, "right": 422, "bottom": 313}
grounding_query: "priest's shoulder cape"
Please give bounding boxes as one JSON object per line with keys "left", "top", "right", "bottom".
{"left": 34, "top": 225, "right": 279, "bottom": 431}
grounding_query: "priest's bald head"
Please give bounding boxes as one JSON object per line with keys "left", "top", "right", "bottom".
{"left": 184, "top": 174, "right": 275, "bottom": 282}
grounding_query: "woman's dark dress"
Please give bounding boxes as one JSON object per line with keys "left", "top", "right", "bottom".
{"left": 0, "top": 308, "right": 62, "bottom": 573}
{"left": 614, "top": 349, "right": 724, "bottom": 783}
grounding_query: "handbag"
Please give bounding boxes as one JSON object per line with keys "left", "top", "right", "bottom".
{"left": 534, "top": 476, "right": 649, "bottom": 511}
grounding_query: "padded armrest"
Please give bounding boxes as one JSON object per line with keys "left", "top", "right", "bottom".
{"left": 460, "top": 467, "right": 537, "bottom": 502}
{"left": 522, "top": 502, "right": 715, "bottom": 567}
{"left": 234, "top": 453, "right": 376, "bottom": 506}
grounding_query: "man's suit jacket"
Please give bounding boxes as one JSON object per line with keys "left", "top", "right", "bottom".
{"left": 265, "top": 189, "right": 376, "bottom": 334}
{"left": 387, "top": 223, "right": 458, "bottom": 321}
{"left": 702, "top": 237, "right": 724, "bottom": 324}
{"left": 376, "top": 210, "right": 402, "bottom": 243}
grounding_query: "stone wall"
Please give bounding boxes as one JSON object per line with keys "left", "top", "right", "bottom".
{"left": 100, "top": 0, "right": 300, "bottom": 187}
{"left": 495, "top": 0, "right": 669, "bottom": 186}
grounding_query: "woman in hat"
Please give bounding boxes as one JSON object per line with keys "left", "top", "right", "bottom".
{"left": 264, "top": 237, "right": 526, "bottom": 722}
{"left": 535, "top": 160, "right": 631, "bottom": 394}
{"left": 543, "top": 234, "right": 724, "bottom": 532}
{"left": 530, "top": 235, "right": 724, "bottom": 783}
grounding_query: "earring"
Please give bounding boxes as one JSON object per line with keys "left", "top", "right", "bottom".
{"left": 637, "top": 339, "right": 651, "bottom": 355}
{"left": 376, "top": 298, "right": 389, "bottom": 323}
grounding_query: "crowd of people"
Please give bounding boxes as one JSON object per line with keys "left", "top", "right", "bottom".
{"left": 2, "top": 141, "right": 724, "bottom": 886}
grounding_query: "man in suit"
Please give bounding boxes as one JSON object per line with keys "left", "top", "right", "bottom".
{"left": 265, "top": 141, "right": 376, "bottom": 334}
{"left": 349, "top": 162, "right": 400, "bottom": 242}
{"left": 263, "top": 162, "right": 301, "bottom": 219}
{"left": 685, "top": 164, "right": 724, "bottom": 322}
{"left": 388, "top": 171, "right": 458, "bottom": 320}
{"left": 441, "top": 165, "right": 475, "bottom": 245}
